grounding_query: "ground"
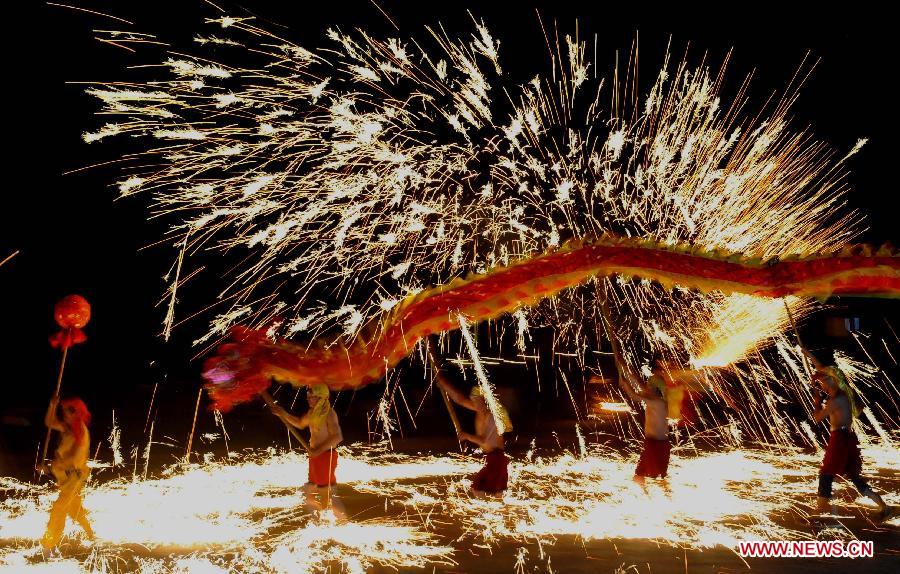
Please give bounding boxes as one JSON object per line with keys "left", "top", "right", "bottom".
{"left": 1, "top": 438, "right": 897, "bottom": 573}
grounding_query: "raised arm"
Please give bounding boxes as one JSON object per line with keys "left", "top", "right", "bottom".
{"left": 44, "top": 395, "right": 65, "bottom": 432}
{"left": 613, "top": 341, "right": 658, "bottom": 403}
{"left": 271, "top": 404, "right": 309, "bottom": 430}
{"left": 615, "top": 362, "right": 646, "bottom": 403}
{"left": 436, "top": 377, "right": 477, "bottom": 411}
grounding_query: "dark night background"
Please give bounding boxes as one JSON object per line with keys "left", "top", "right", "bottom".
{"left": 1, "top": 2, "right": 897, "bottom": 480}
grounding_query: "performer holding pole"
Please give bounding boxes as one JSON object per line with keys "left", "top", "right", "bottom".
{"left": 269, "top": 385, "right": 345, "bottom": 519}
{"left": 615, "top": 354, "right": 672, "bottom": 489}
{"left": 805, "top": 351, "right": 893, "bottom": 521}
{"left": 600, "top": 285, "right": 670, "bottom": 489}
{"left": 435, "top": 375, "right": 512, "bottom": 495}
{"left": 425, "top": 337, "right": 463, "bottom": 449}
{"left": 37, "top": 395, "right": 95, "bottom": 551}
{"left": 41, "top": 295, "right": 91, "bottom": 475}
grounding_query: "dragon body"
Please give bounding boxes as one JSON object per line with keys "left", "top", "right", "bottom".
{"left": 203, "top": 236, "right": 899, "bottom": 410}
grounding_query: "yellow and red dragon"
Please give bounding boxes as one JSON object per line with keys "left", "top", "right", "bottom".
{"left": 203, "top": 235, "right": 899, "bottom": 410}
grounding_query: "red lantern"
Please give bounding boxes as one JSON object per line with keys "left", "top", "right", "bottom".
{"left": 54, "top": 294, "right": 91, "bottom": 329}
{"left": 49, "top": 294, "right": 91, "bottom": 350}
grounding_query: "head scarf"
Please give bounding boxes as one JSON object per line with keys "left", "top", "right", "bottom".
{"left": 307, "top": 384, "right": 331, "bottom": 427}
{"left": 470, "top": 386, "right": 513, "bottom": 434}
{"left": 60, "top": 397, "right": 91, "bottom": 444}
{"left": 822, "top": 366, "right": 859, "bottom": 420}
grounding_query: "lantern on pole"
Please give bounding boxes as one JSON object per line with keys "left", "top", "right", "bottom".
{"left": 40, "top": 294, "right": 91, "bottom": 468}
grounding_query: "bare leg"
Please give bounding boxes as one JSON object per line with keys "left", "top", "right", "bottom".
{"left": 862, "top": 489, "right": 887, "bottom": 510}
{"left": 42, "top": 478, "right": 81, "bottom": 550}
{"left": 41, "top": 492, "right": 69, "bottom": 551}
{"left": 321, "top": 485, "right": 346, "bottom": 521}
{"left": 861, "top": 487, "right": 892, "bottom": 521}
{"left": 303, "top": 482, "right": 323, "bottom": 512}
{"left": 852, "top": 478, "right": 888, "bottom": 512}
{"left": 817, "top": 474, "right": 835, "bottom": 515}
{"left": 850, "top": 476, "right": 890, "bottom": 518}
{"left": 67, "top": 494, "right": 95, "bottom": 541}
{"left": 660, "top": 478, "right": 672, "bottom": 497}
{"left": 632, "top": 474, "right": 648, "bottom": 494}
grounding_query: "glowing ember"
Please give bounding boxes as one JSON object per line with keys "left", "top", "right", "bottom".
{"left": 595, "top": 402, "right": 634, "bottom": 414}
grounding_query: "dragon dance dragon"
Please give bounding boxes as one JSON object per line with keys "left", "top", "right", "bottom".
{"left": 202, "top": 235, "right": 899, "bottom": 411}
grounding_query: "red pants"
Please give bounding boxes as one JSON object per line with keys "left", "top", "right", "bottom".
{"left": 820, "top": 429, "right": 863, "bottom": 478}
{"left": 308, "top": 449, "right": 338, "bottom": 487}
{"left": 635, "top": 437, "right": 670, "bottom": 479}
{"left": 472, "top": 450, "right": 508, "bottom": 493}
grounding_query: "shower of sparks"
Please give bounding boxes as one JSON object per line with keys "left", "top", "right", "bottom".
{"left": 81, "top": 17, "right": 859, "bottom": 313}
{"left": 690, "top": 295, "right": 813, "bottom": 368}
{"left": 2, "top": 440, "right": 896, "bottom": 573}
{"left": 76, "top": 9, "right": 879, "bottom": 450}
{"left": 458, "top": 313, "right": 507, "bottom": 434}
{"left": 51, "top": 13, "right": 900, "bottom": 572}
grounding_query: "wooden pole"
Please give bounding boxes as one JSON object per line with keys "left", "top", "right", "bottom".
{"left": 40, "top": 342, "right": 70, "bottom": 469}
{"left": 598, "top": 284, "right": 625, "bottom": 373}
{"left": 425, "top": 337, "right": 463, "bottom": 445}
{"left": 144, "top": 381, "right": 159, "bottom": 434}
{"left": 783, "top": 299, "right": 813, "bottom": 378}
{"left": 184, "top": 387, "right": 203, "bottom": 463}
{"left": 259, "top": 389, "right": 310, "bottom": 452}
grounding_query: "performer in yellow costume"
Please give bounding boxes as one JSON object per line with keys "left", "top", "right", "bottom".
{"left": 38, "top": 395, "right": 95, "bottom": 550}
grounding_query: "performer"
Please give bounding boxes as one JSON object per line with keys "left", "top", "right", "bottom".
{"left": 617, "top": 356, "right": 671, "bottom": 488}
{"left": 806, "top": 353, "right": 893, "bottom": 521}
{"left": 271, "top": 384, "right": 346, "bottom": 519}
{"left": 37, "top": 395, "right": 95, "bottom": 551}
{"left": 436, "top": 378, "right": 512, "bottom": 494}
